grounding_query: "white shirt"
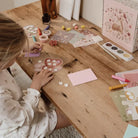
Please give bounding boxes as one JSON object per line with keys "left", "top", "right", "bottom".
{"left": 0, "top": 70, "right": 57, "bottom": 138}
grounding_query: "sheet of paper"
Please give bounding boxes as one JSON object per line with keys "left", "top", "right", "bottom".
{"left": 110, "top": 86, "right": 138, "bottom": 121}
{"left": 73, "top": 34, "right": 96, "bottom": 48}
{"left": 68, "top": 68, "right": 97, "bottom": 86}
{"left": 124, "top": 73, "right": 138, "bottom": 88}
{"left": 116, "top": 69, "right": 138, "bottom": 89}
{"left": 69, "top": 30, "right": 84, "bottom": 45}
{"left": 51, "top": 31, "right": 75, "bottom": 43}
{"left": 123, "top": 124, "right": 138, "bottom": 138}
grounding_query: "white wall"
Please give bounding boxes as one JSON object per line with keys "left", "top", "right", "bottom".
{"left": 81, "top": 0, "right": 103, "bottom": 28}
{"left": 0, "top": 0, "right": 39, "bottom": 12}
{"left": 0, "top": 0, "right": 104, "bottom": 28}
{"left": 13, "top": 0, "right": 39, "bottom": 8}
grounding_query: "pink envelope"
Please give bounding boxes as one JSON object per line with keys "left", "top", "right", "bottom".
{"left": 68, "top": 68, "right": 97, "bottom": 86}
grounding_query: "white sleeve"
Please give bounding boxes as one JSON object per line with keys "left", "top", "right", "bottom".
{"left": 0, "top": 87, "right": 40, "bottom": 129}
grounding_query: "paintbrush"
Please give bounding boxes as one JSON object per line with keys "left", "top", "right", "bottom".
{"left": 92, "top": 35, "right": 117, "bottom": 59}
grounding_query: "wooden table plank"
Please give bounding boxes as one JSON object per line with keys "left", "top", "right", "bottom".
{"left": 3, "top": 2, "right": 138, "bottom": 138}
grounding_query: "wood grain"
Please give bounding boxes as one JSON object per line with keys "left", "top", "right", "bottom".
{"left": 3, "top": 2, "right": 138, "bottom": 138}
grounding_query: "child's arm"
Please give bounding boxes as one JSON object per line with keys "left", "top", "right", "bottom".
{"left": 0, "top": 70, "right": 54, "bottom": 134}
{"left": 0, "top": 87, "right": 40, "bottom": 128}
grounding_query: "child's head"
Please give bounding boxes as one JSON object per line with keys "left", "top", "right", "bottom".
{"left": 0, "top": 13, "right": 26, "bottom": 70}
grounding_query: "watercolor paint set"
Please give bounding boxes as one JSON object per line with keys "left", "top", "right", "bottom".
{"left": 103, "top": 42, "right": 133, "bottom": 61}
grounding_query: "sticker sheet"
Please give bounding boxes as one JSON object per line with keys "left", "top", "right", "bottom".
{"left": 51, "top": 31, "right": 75, "bottom": 43}
{"left": 110, "top": 86, "right": 138, "bottom": 121}
{"left": 68, "top": 30, "right": 100, "bottom": 48}
{"left": 73, "top": 34, "right": 96, "bottom": 48}
{"left": 68, "top": 30, "right": 84, "bottom": 45}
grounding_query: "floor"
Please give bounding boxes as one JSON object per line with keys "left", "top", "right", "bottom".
{"left": 11, "top": 62, "right": 83, "bottom": 138}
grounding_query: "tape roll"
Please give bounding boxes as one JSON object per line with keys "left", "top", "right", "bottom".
{"left": 39, "top": 34, "right": 48, "bottom": 43}
{"left": 42, "top": 30, "right": 51, "bottom": 36}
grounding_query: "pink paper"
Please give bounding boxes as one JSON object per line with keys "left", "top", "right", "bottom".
{"left": 68, "top": 68, "right": 97, "bottom": 86}
{"left": 124, "top": 73, "right": 138, "bottom": 88}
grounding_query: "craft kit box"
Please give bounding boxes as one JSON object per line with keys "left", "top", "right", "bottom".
{"left": 102, "top": 0, "right": 138, "bottom": 53}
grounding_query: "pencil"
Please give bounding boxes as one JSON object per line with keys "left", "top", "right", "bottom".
{"left": 109, "top": 83, "right": 128, "bottom": 91}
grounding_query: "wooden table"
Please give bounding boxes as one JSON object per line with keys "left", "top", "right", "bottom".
{"left": 3, "top": 2, "right": 138, "bottom": 138}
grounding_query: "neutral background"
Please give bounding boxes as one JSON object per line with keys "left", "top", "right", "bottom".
{"left": 0, "top": 0, "right": 103, "bottom": 27}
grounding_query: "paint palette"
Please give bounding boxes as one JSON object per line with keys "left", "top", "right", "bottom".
{"left": 103, "top": 42, "right": 134, "bottom": 61}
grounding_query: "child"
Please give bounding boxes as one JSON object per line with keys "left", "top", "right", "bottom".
{"left": 0, "top": 13, "right": 70, "bottom": 138}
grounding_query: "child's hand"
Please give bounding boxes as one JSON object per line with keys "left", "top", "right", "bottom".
{"left": 30, "top": 42, "right": 43, "bottom": 54}
{"left": 23, "top": 42, "right": 43, "bottom": 54}
{"left": 30, "top": 70, "right": 54, "bottom": 91}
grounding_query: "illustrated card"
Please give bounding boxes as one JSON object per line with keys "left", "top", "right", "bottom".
{"left": 110, "top": 86, "right": 138, "bottom": 121}
{"left": 102, "top": 0, "right": 138, "bottom": 52}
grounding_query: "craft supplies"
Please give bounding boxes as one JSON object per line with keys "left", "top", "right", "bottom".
{"left": 42, "top": 13, "right": 51, "bottom": 24}
{"left": 68, "top": 68, "right": 97, "bottom": 86}
{"left": 42, "top": 30, "right": 51, "bottom": 36}
{"left": 62, "top": 25, "right": 65, "bottom": 30}
{"left": 24, "top": 25, "right": 37, "bottom": 37}
{"left": 44, "top": 66, "right": 48, "bottom": 70}
{"left": 24, "top": 53, "right": 40, "bottom": 57}
{"left": 74, "top": 25, "right": 78, "bottom": 30}
{"left": 38, "top": 28, "right": 42, "bottom": 36}
{"left": 73, "top": 23, "right": 77, "bottom": 27}
{"left": 59, "top": 81, "right": 63, "bottom": 85}
{"left": 44, "top": 58, "right": 63, "bottom": 72}
{"left": 64, "top": 83, "right": 69, "bottom": 87}
{"left": 34, "top": 61, "right": 45, "bottom": 72}
{"left": 123, "top": 124, "right": 138, "bottom": 138}
{"left": 72, "top": 33, "right": 103, "bottom": 48}
{"left": 58, "top": 81, "right": 69, "bottom": 87}
{"left": 112, "top": 75, "right": 130, "bottom": 82}
{"left": 116, "top": 69, "right": 138, "bottom": 88}
{"left": 110, "top": 86, "right": 138, "bottom": 121}
{"left": 51, "top": 31, "right": 74, "bottom": 43}
{"left": 49, "top": 40, "right": 58, "bottom": 46}
{"left": 69, "top": 30, "right": 84, "bottom": 46}
{"left": 44, "top": 25, "right": 50, "bottom": 30}
{"left": 66, "top": 28, "right": 71, "bottom": 31}
{"left": 39, "top": 35, "right": 48, "bottom": 43}
{"left": 73, "top": 34, "right": 95, "bottom": 48}
{"left": 32, "top": 36, "right": 37, "bottom": 42}
{"left": 103, "top": 42, "right": 133, "bottom": 61}
{"left": 109, "top": 83, "right": 128, "bottom": 90}
{"left": 102, "top": 0, "right": 138, "bottom": 53}
{"left": 73, "top": 23, "right": 78, "bottom": 29}
{"left": 81, "top": 25, "right": 85, "bottom": 29}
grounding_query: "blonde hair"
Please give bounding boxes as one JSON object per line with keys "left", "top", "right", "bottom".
{"left": 0, "top": 13, "right": 27, "bottom": 63}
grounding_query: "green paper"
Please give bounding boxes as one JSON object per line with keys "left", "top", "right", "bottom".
{"left": 123, "top": 124, "right": 138, "bottom": 138}
{"left": 110, "top": 86, "right": 138, "bottom": 121}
